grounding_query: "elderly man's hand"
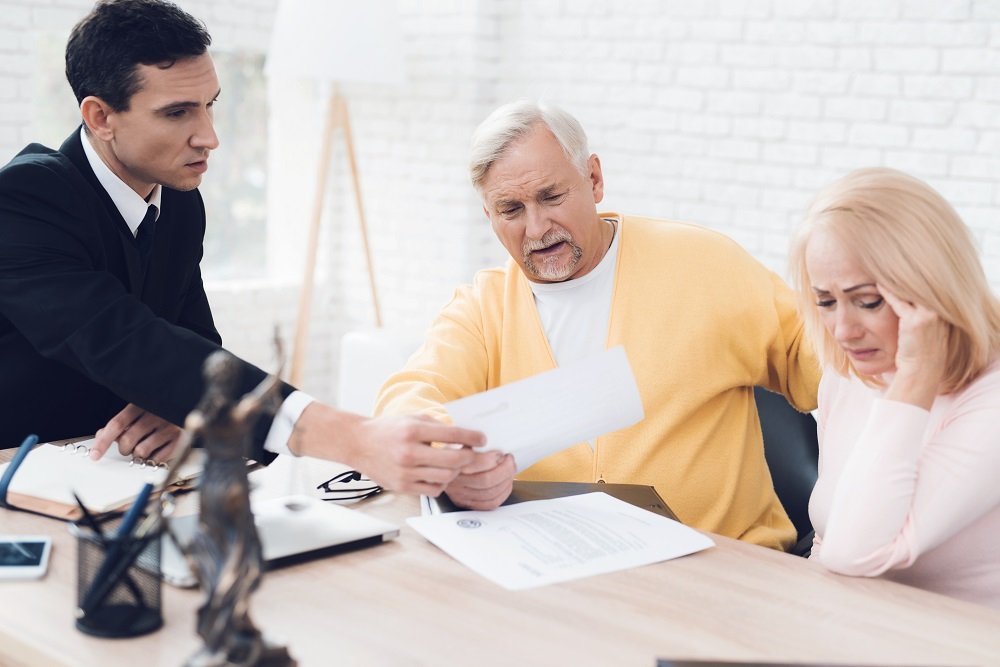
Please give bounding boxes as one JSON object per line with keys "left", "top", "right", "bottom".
{"left": 91, "top": 403, "right": 183, "bottom": 463}
{"left": 442, "top": 452, "right": 517, "bottom": 510}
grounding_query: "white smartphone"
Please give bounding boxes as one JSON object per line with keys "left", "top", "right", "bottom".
{"left": 0, "top": 536, "right": 52, "bottom": 580}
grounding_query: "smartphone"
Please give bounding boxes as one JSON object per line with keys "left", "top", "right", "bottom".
{"left": 0, "top": 536, "right": 52, "bottom": 580}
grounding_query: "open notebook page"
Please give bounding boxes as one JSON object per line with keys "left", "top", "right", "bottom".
{"left": 0, "top": 440, "right": 203, "bottom": 517}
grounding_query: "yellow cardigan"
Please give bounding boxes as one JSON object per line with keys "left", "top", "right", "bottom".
{"left": 376, "top": 214, "right": 820, "bottom": 550}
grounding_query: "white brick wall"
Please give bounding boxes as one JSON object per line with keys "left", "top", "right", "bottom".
{"left": 2, "top": 0, "right": 999, "bottom": 405}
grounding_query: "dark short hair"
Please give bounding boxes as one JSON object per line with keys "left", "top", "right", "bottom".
{"left": 65, "top": 0, "right": 212, "bottom": 111}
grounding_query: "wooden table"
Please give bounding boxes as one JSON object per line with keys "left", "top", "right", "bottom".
{"left": 2, "top": 451, "right": 999, "bottom": 666}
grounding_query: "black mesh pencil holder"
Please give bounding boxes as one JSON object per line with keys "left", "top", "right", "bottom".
{"left": 71, "top": 513, "right": 163, "bottom": 638}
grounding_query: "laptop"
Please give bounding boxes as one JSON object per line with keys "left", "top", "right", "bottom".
{"left": 159, "top": 495, "right": 400, "bottom": 587}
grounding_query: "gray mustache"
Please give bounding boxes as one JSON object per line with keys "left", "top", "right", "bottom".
{"left": 523, "top": 230, "right": 571, "bottom": 254}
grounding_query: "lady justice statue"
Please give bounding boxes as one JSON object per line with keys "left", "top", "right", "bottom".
{"left": 170, "top": 349, "right": 296, "bottom": 667}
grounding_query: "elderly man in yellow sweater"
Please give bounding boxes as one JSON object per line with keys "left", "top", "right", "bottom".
{"left": 375, "top": 101, "right": 820, "bottom": 551}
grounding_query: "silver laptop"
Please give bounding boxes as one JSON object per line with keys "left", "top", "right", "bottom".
{"left": 159, "top": 495, "right": 400, "bottom": 587}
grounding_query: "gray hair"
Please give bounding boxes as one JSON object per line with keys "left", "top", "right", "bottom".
{"left": 469, "top": 100, "right": 590, "bottom": 192}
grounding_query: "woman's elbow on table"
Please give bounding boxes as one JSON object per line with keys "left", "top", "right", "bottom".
{"left": 816, "top": 538, "right": 916, "bottom": 578}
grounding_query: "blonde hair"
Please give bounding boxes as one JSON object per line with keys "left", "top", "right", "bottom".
{"left": 469, "top": 100, "right": 589, "bottom": 192}
{"left": 789, "top": 167, "right": 1000, "bottom": 393}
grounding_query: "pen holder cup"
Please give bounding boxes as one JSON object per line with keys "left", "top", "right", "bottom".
{"left": 71, "top": 515, "right": 163, "bottom": 638}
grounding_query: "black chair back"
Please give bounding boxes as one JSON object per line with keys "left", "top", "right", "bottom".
{"left": 754, "top": 386, "right": 819, "bottom": 553}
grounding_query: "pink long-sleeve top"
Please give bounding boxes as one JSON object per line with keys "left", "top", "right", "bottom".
{"left": 809, "top": 361, "right": 1000, "bottom": 609}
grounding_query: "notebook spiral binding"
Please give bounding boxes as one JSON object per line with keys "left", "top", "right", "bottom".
{"left": 61, "top": 443, "right": 171, "bottom": 470}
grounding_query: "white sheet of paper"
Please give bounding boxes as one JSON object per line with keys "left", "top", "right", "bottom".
{"left": 407, "top": 493, "right": 714, "bottom": 590}
{"left": 443, "top": 346, "right": 643, "bottom": 471}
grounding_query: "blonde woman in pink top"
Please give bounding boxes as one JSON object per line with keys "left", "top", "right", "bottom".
{"left": 789, "top": 167, "right": 1000, "bottom": 609}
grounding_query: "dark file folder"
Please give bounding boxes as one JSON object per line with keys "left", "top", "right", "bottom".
{"left": 434, "top": 480, "right": 680, "bottom": 521}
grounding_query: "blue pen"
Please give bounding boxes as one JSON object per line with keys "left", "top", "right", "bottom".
{"left": 0, "top": 434, "right": 39, "bottom": 508}
{"left": 114, "top": 482, "right": 154, "bottom": 540}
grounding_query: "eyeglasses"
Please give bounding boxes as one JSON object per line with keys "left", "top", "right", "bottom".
{"left": 316, "top": 470, "right": 383, "bottom": 503}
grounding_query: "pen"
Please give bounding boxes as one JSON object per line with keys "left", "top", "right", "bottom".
{"left": 78, "top": 510, "right": 162, "bottom": 616}
{"left": 0, "top": 434, "right": 38, "bottom": 508}
{"left": 73, "top": 491, "right": 147, "bottom": 609}
{"left": 72, "top": 492, "right": 107, "bottom": 544}
{"left": 115, "top": 482, "right": 154, "bottom": 540}
{"left": 80, "top": 482, "right": 154, "bottom": 613}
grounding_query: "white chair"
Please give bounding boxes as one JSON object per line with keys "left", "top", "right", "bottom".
{"left": 336, "top": 329, "right": 421, "bottom": 416}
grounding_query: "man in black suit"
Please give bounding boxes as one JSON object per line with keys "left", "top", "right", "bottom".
{"left": 0, "top": 0, "right": 490, "bottom": 496}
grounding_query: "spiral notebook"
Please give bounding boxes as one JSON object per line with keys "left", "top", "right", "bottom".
{"left": 0, "top": 440, "right": 203, "bottom": 520}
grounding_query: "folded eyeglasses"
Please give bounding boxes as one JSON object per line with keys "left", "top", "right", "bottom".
{"left": 316, "top": 469, "right": 383, "bottom": 503}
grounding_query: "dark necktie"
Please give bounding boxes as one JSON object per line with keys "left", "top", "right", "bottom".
{"left": 136, "top": 204, "right": 157, "bottom": 264}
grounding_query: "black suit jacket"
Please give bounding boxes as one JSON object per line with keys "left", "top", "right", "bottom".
{"left": 0, "top": 129, "right": 289, "bottom": 459}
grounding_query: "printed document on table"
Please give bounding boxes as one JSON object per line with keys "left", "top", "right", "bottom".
{"left": 443, "top": 346, "right": 643, "bottom": 471}
{"left": 407, "top": 493, "right": 714, "bottom": 590}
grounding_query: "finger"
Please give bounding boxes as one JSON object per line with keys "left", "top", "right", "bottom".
{"left": 90, "top": 428, "right": 115, "bottom": 460}
{"left": 112, "top": 403, "right": 145, "bottom": 432}
{"left": 133, "top": 429, "right": 179, "bottom": 461}
{"left": 448, "top": 484, "right": 509, "bottom": 505}
{"left": 460, "top": 450, "right": 507, "bottom": 474}
{"left": 121, "top": 413, "right": 177, "bottom": 458}
{"left": 452, "top": 456, "right": 515, "bottom": 493}
{"left": 878, "top": 285, "right": 942, "bottom": 328}
{"left": 148, "top": 441, "right": 179, "bottom": 464}
{"left": 876, "top": 284, "right": 910, "bottom": 316}
{"left": 445, "top": 481, "right": 512, "bottom": 509}
{"left": 408, "top": 465, "right": 463, "bottom": 486}
{"left": 404, "top": 442, "right": 479, "bottom": 469}
{"left": 464, "top": 453, "right": 516, "bottom": 480}
{"left": 151, "top": 430, "right": 182, "bottom": 461}
{"left": 419, "top": 422, "right": 487, "bottom": 448}
{"left": 452, "top": 496, "right": 507, "bottom": 511}
{"left": 90, "top": 404, "right": 144, "bottom": 460}
{"left": 116, "top": 412, "right": 160, "bottom": 456}
{"left": 451, "top": 472, "right": 512, "bottom": 498}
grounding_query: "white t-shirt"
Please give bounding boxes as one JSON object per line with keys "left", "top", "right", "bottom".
{"left": 529, "top": 218, "right": 619, "bottom": 368}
